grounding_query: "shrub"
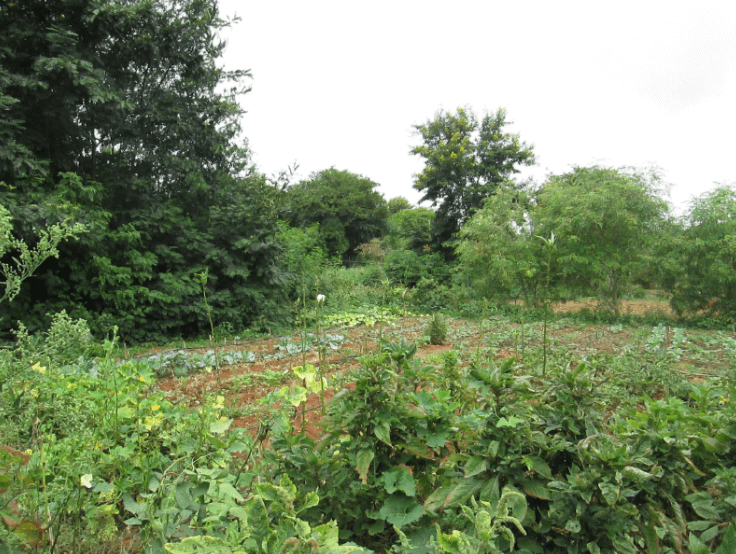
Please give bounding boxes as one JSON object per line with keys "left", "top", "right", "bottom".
{"left": 425, "top": 313, "right": 449, "bottom": 345}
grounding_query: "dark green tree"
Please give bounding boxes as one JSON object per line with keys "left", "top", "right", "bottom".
{"left": 0, "top": 0, "right": 287, "bottom": 341}
{"left": 385, "top": 207, "right": 435, "bottom": 254}
{"left": 410, "top": 107, "right": 535, "bottom": 257}
{"left": 664, "top": 185, "right": 736, "bottom": 320}
{"left": 282, "top": 168, "right": 390, "bottom": 262}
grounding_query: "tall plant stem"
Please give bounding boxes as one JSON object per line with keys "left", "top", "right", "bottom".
{"left": 197, "top": 268, "right": 221, "bottom": 389}
{"left": 300, "top": 275, "right": 307, "bottom": 434}
{"left": 317, "top": 300, "right": 325, "bottom": 415}
{"left": 537, "top": 233, "right": 556, "bottom": 377}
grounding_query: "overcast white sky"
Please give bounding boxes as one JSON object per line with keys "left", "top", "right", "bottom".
{"left": 217, "top": 0, "right": 736, "bottom": 213}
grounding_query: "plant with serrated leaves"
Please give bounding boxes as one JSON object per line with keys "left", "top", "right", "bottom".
{"left": 425, "top": 359, "right": 552, "bottom": 535}
{"left": 162, "top": 475, "right": 366, "bottom": 554}
{"left": 434, "top": 491, "right": 527, "bottom": 554}
{"left": 267, "top": 341, "right": 457, "bottom": 551}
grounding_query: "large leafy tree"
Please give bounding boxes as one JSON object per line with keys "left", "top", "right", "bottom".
{"left": 534, "top": 166, "right": 669, "bottom": 316}
{"left": 385, "top": 207, "right": 435, "bottom": 255}
{"left": 0, "top": 0, "right": 287, "bottom": 341}
{"left": 456, "top": 183, "right": 548, "bottom": 305}
{"left": 282, "top": 168, "right": 390, "bottom": 262}
{"left": 410, "top": 107, "right": 535, "bottom": 256}
{"left": 664, "top": 185, "right": 736, "bottom": 320}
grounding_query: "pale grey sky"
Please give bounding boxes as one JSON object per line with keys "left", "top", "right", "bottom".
{"left": 217, "top": 0, "right": 736, "bottom": 212}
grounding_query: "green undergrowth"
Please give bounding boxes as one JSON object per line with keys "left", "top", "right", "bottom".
{"left": 2, "top": 312, "right": 736, "bottom": 553}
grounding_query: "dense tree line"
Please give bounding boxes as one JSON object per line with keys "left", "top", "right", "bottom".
{"left": 0, "top": 0, "right": 293, "bottom": 341}
{"left": 2, "top": 0, "right": 734, "bottom": 343}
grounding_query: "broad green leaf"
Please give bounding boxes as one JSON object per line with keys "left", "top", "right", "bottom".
{"left": 496, "top": 416, "right": 524, "bottom": 428}
{"left": 374, "top": 420, "right": 392, "bottom": 446}
{"left": 598, "top": 482, "right": 619, "bottom": 505}
{"left": 528, "top": 456, "right": 552, "bottom": 479}
{"left": 436, "top": 529, "right": 465, "bottom": 554}
{"left": 463, "top": 456, "right": 488, "bottom": 478}
{"left": 638, "top": 518, "right": 660, "bottom": 554}
{"left": 12, "top": 520, "right": 43, "bottom": 547}
{"left": 356, "top": 449, "right": 375, "bottom": 485}
{"left": 521, "top": 479, "right": 551, "bottom": 501}
{"left": 382, "top": 466, "right": 416, "bottom": 496}
{"left": 229, "top": 506, "right": 248, "bottom": 521}
{"left": 123, "top": 493, "right": 145, "bottom": 516}
{"left": 566, "top": 519, "right": 581, "bottom": 533}
{"left": 425, "top": 477, "right": 483, "bottom": 512}
{"left": 687, "top": 533, "right": 711, "bottom": 554}
{"left": 293, "top": 364, "right": 317, "bottom": 379}
{"left": 717, "top": 524, "right": 736, "bottom": 554}
{"left": 93, "top": 481, "right": 116, "bottom": 494}
{"left": 218, "top": 482, "right": 244, "bottom": 503}
{"left": 295, "top": 519, "right": 311, "bottom": 538}
{"left": 486, "top": 440, "right": 500, "bottom": 459}
{"left": 209, "top": 418, "right": 233, "bottom": 435}
{"left": 622, "top": 466, "right": 655, "bottom": 484}
{"left": 687, "top": 520, "right": 714, "bottom": 531}
{"left": 427, "top": 428, "right": 450, "bottom": 449}
{"left": 500, "top": 487, "right": 528, "bottom": 522}
{"left": 300, "top": 490, "right": 320, "bottom": 512}
{"left": 379, "top": 495, "right": 424, "bottom": 528}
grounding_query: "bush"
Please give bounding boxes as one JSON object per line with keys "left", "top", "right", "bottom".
{"left": 384, "top": 249, "right": 445, "bottom": 287}
{"left": 425, "top": 313, "right": 449, "bottom": 345}
{"left": 413, "top": 277, "right": 455, "bottom": 311}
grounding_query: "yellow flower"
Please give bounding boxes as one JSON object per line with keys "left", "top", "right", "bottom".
{"left": 31, "top": 362, "right": 47, "bottom": 375}
{"left": 151, "top": 404, "right": 160, "bottom": 412}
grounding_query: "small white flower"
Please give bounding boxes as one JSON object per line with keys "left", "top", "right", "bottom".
{"left": 80, "top": 474, "right": 93, "bottom": 489}
{"left": 317, "top": 294, "right": 326, "bottom": 304}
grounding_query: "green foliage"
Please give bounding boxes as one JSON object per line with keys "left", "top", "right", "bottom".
{"left": 534, "top": 165, "right": 669, "bottom": 316}
{"left": 163, "top": 475, "right": 362, "bottom": 554}
{"left": 434, "top": 493, "right": 527, "bottom": 554}
{"left": 388, "top": 197, "right": 412, "bottom": 215}
{"left": 0, "top": 201, "right": 86, "bottom": 307}
{"left": 664, "top": 184, "right": 736, "bottom": 321}
{"left": 282, "top": 168, "right": 390, "bottom": 262}
{"left": 0, "top": 0, "right": 293, "bottom": 342}
{"left": 425, "top": 313, "right": 449, "bottom": 345}
{"left": 4, "top": 308, "right": 736, "bottom": 552}
{"left": 267, "top": 340, "right": 459, "bottom": 550}
{"left": 385, "top": 207, "right": 436, "bottom": 254}
{"left": 411, "top": 107, "right": 534, "bottom": 256}
{"left": 384, "top": 248, "right": 446, "bottom": 288}
{"left": 456, "top": 184, "right": 547, "bottom": 306}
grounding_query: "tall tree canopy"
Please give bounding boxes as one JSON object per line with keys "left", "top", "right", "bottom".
{"left": 410, "top": 107, "right": 535, "bottom": 256}
{"left": 534, "top": 166, "right": 669, "bottom": 315}
{"left": 664, "top": 185, "right": 736, "bottom": 320}
{"left": 0, "top": 0, "right": 290, "bottom": 341}
{"left": 457, "top": 166, "right": 670, "bottom": 314}
{"left": 281, "top": 168, "right": 389, "bottom": 262}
